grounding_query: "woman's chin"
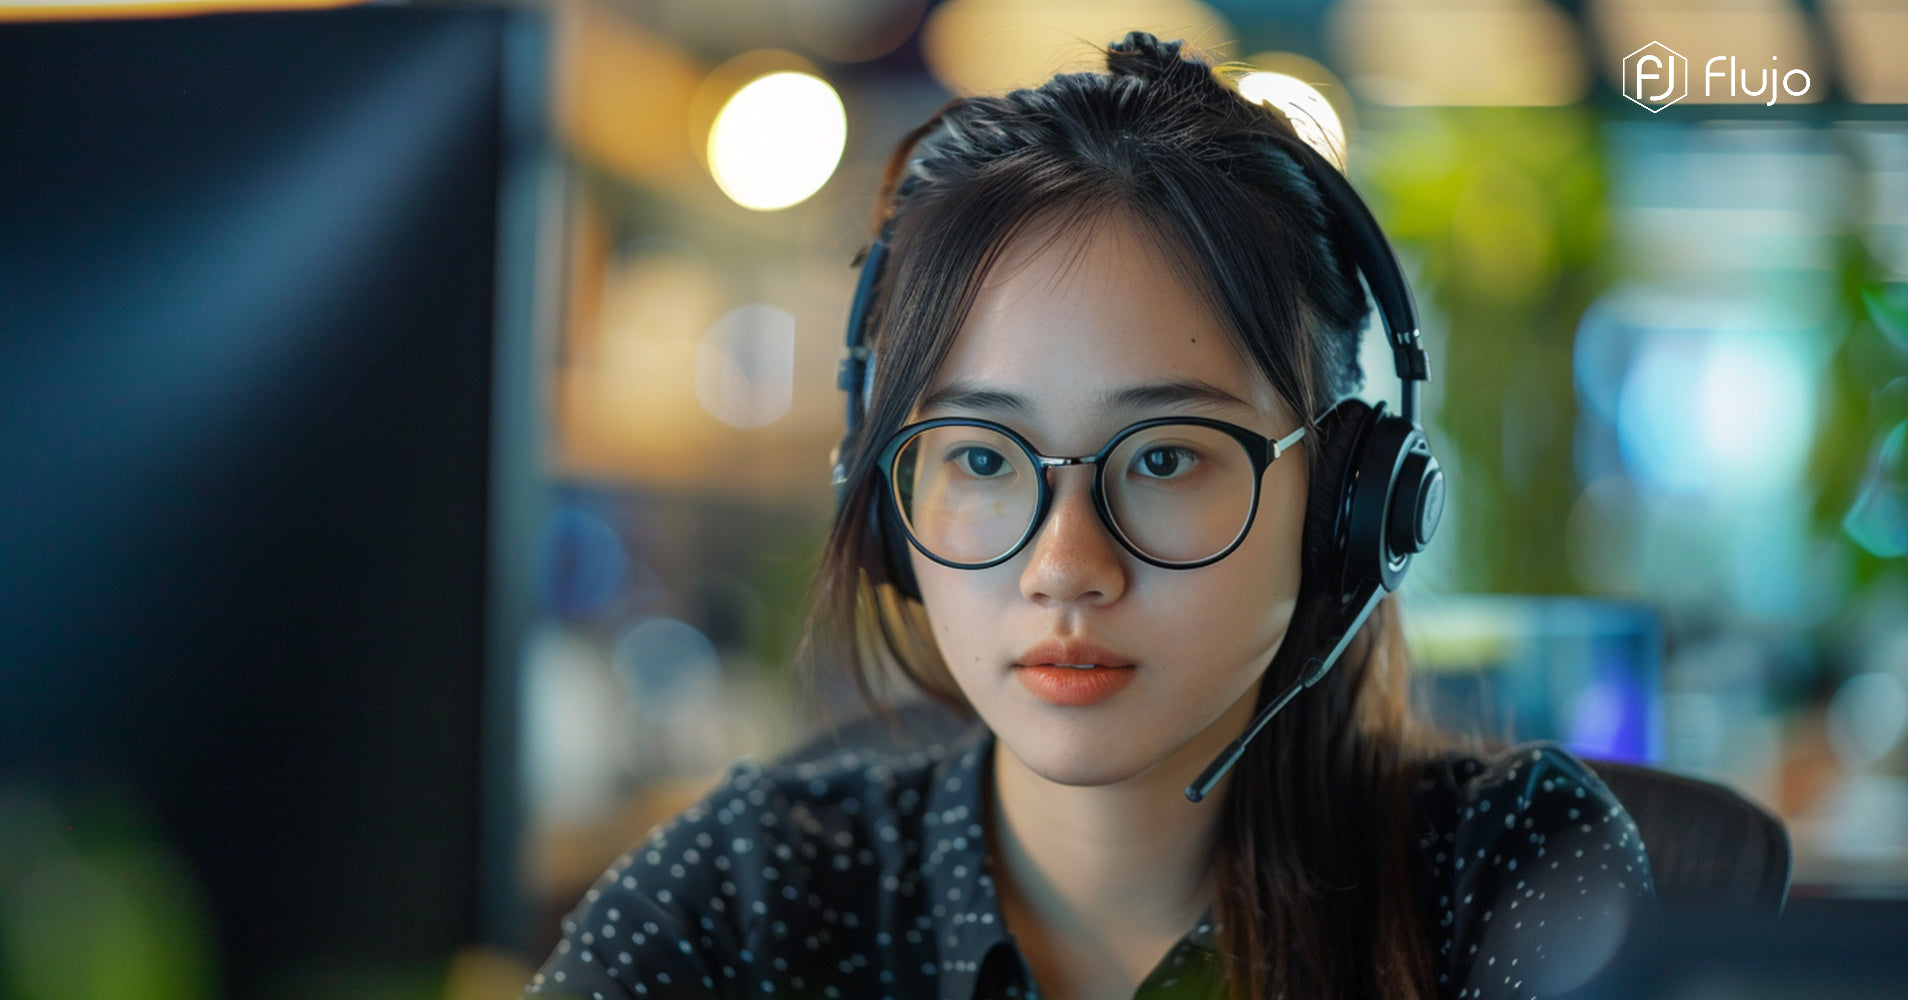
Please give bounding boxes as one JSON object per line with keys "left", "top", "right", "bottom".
{"left": 994, "top": 726, "right": 1178, "bottom": 789}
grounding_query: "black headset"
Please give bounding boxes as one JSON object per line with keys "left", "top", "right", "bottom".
{"left": 830, "top": 123, "right": 1445, "bottom": 799}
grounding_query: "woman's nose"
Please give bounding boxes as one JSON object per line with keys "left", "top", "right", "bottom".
{"left": 1018, "top": 467, "right": 1127, "bottom": 607}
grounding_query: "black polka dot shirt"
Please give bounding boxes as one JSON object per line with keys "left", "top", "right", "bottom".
{"left": 525, "top": 724, "right": 1652, "bottom": 1000}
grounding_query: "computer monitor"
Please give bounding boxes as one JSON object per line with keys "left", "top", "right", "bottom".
{"left": 0, "top": 7, "right": 548, "bottom": 995}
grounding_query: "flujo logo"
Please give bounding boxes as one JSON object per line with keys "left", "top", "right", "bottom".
{"left": 1623, "top": 41, "right": 1688, "bottom": 112}
{"left": 1703, "top": 56, "right": 1811, "bottom": 106}
{"left": 1621, "top": 41, "right": 1814, "bottom": 111}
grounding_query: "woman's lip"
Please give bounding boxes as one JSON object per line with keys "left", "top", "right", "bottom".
{"left": 1014, "top": 638, "right": 1135, "bottom": 669}
{"left": 1016, "top": 664, "right": 1137, "bottom": 706}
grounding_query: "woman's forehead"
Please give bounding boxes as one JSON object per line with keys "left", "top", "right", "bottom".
{"left": 927, "top": 212, "right": 1286, "bottom": 420}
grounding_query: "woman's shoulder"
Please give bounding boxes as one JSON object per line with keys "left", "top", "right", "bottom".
{"left": 525, "top": 713, "right": 990, "bottom": 998}
{"left": 1414, "top": 741, "right": 1630, "bottom": 824}
{"left": 706, "top": 713, "right": 986, "bottom": 845}
{"left": 1410, "top": 742, "right": 1655, "bottom": 999}
{"left": 606, "top": 709, "right": 988, "bottom": 901}
{"left": 1411, "top": 739, "right": 1652, "bottom": 891}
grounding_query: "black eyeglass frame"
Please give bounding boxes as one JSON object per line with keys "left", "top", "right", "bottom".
{"left": 875, "top": 415, "right": 1310, "bottom": 572}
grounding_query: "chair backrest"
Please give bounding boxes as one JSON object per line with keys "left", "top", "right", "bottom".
{"left": 1585, "top": 759, "right": 1792, "bottom": 913}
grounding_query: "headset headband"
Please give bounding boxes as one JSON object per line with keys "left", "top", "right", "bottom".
{"left": 1282, "top": 138, "right": 1429, "bottom": 419}
{"left": 832, "top": 239, "right": 889, "bottom": 490}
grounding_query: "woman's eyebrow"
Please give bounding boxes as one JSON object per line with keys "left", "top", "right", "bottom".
{"left": 918, "top": 377, "right": 1254, "bottom": 416}
{"left": 917, "top": 379, "right": 1032, "bottom": 416}
{"left": 1104, "top": 378, "right": 1254, "bottom": 413}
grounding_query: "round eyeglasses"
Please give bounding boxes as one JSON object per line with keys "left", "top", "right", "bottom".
{"left": 877, "top": 416, "right": 1309, "bottom": 570}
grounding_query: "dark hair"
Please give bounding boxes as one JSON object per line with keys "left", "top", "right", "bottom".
{"left": 797, "top": 32, "right": 1435, "bottom": 1000}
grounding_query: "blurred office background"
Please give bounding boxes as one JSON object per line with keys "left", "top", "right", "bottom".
{"left": 2, "top": 0, "right": 1907, "bottom": 997}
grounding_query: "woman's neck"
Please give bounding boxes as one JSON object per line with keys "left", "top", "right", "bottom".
{"left": 983, "top": 696, "right": 1254, "bottom": 997}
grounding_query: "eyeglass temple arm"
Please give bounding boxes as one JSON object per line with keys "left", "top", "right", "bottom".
{"left": 1268, "top": 424, "right": 1307, "bottom": 462}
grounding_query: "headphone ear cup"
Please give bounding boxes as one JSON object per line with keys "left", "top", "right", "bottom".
{"left": 1305, "top": 399, "right": 1377, "bottom": 596}
{"left": 1337, "top": 403, "right": 1443, "bottom": 595}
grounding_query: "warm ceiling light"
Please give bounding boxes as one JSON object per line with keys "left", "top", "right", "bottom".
{"left": 707, "top": 71, "right": 847, "bottom": 211}
{"left": 1236, "top": 71, "right": 1349, "bottom": 170}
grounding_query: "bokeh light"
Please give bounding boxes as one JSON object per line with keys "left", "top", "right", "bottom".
{"left": 695, "top": 304, "right": 797, "bottom": 429}
{"left": 921, "top": 0, "right": 1233, "bottom": 95}
{"left": 1616, "top": 332, "right": 1818, "bottom": 498}
{"left": 1844, "top": 420, "right": 1908, "bottom": 558}
{"left": 1328, "top": 0, "right": 1588, "bottom": 106}
{"left": 707, "top": 71, "right": 846, "bottom": 211}
{"left": 787, "top": 0, "right": 927, "bottom": 64}
{"left": 613, "top": 617, "right": 721, "bottom": 711}
{"left": 521, "top": 627, "right": 627, "bottom": 825}
{"left": 556, "top": 2, "right": 703, "bottom": 187}
{"left": 612, "top": 617, "right": 731, "bottom": 777}
{"left": 1236, "top": 71, "right": 1347, "bottom": 169}
{"left": 535, "top": 506, "right": 628, "bottom": 618}
{"left": 1828, "top": 672, "right": 1908, "bottom": 770}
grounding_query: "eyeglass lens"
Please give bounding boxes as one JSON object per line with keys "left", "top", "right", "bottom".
{"left": 890, "top": 423, "right": 1257, "bottom": 566}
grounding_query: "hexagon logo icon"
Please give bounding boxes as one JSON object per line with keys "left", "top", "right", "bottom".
{"left": 1623, "top": 42, "right": 1688, "bottom": 112}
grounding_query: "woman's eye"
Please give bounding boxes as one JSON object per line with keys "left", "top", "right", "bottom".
{"left": 1133, "top": 446, "right": 1197, "bottom": 479}
{"left": 953, "top": 446, "right": 1010, "bottom": 478}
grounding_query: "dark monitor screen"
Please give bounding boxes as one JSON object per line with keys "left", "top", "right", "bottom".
{"left": 0, "top": 8, "right": 537, "bottom": 995}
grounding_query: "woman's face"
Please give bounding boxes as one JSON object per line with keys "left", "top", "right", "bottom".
{"left": 905, "top": 212, "right": 1310, "bottom": 790}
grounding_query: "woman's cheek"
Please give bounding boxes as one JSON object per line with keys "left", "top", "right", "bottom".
{"left": 915, "top": 561, "right": 994, "bottom": 670}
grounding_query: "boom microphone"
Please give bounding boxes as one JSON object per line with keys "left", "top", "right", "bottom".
{"left": 1185, "top": 579, "right": 1384, "bottom": 803}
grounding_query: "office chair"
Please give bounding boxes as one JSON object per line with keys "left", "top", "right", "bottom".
{"left": 1586, "top": 759, "right": 1793, "bottom": 913}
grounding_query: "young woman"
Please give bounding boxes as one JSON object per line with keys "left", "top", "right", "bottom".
{"left": 527, "top": 32, "right": 1652, "bottom": 1000}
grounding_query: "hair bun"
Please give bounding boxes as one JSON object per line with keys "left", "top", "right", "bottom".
{"left": 1105, "top": 31, "right": 1209, "bottom": 90}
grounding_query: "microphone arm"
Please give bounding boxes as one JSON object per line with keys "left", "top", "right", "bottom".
{"left": 1184, "top": 579, "right": 1386, "bottom": 803}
